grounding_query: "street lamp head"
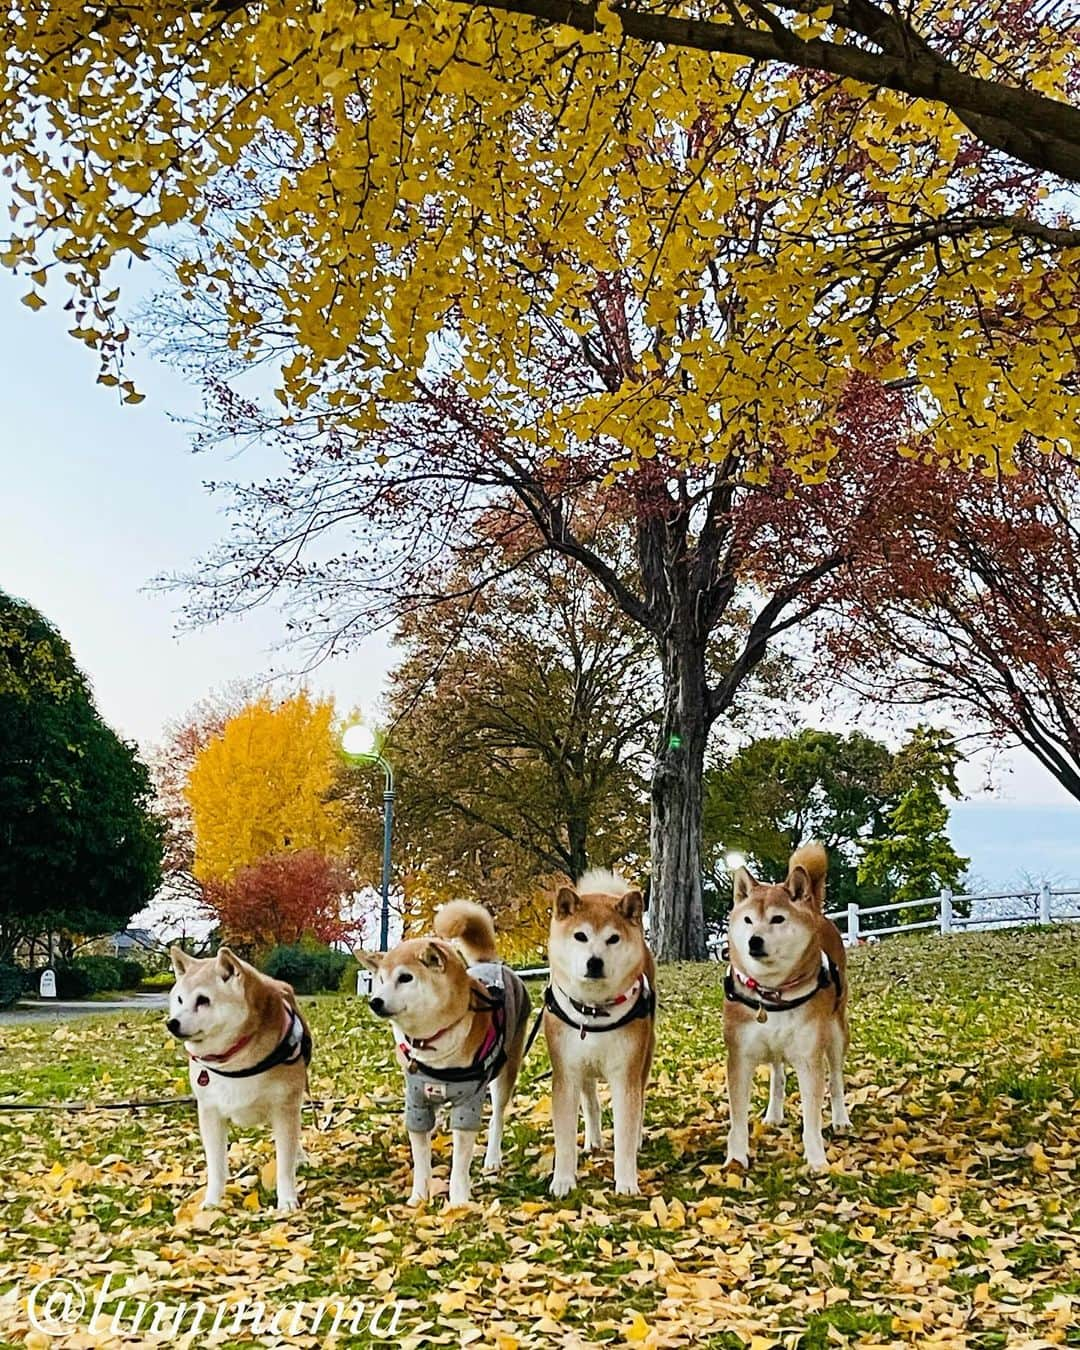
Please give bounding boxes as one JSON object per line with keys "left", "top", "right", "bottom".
{"left": 341, "top": 722, "right": 377, "bottom": 759}
{"left": 724, "top": 849, "right": 747, "bottom": 872}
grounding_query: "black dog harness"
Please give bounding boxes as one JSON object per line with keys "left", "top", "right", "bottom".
{"left": 724, "top": 953, "right": 842, "bottom": 1022}
{"left": 191, "top": 1005, "right": 312, "bottom": 1085}
{"left": 525, "top": 974, "right": 655, "bottom": 1053}
{"left": 399, "top": 982, "right": 510, "bottom": 1085}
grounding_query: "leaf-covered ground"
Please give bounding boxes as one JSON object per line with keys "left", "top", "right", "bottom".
{"left": 1, "top": 929, "right": 1078, "bottom": 1348}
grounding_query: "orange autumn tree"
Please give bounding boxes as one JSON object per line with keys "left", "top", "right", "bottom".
{"left": 186, "top": 690, "right": 349, "bottom": 884}
{"left": 202, "top": 849, "right": 360, "bottom": 952}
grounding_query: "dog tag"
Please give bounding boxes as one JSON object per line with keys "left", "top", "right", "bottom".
{"left": 756, "top": 1006, "right": 768, "bottom": 1024}
{"left": 197, "top": 1069, "right": 210, "bottom": 1086}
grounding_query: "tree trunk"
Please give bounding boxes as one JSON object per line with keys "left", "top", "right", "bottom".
{"left": 649, "top": 633, "right": 710, "bottom": 961}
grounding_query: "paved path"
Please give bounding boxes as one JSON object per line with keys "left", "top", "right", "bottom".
{"left": 0, "top": 993, "right": 168, "bottom": 1025}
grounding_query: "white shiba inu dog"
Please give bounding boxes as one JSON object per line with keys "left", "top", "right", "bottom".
{"left": 724, "top": 842, "right": 849, "bottom": 1172}
{"left": 544, "top": 869, "right": 656, "bottom": 1197}
{"left": 167, "top": 947, "right": 312, "bottom": 1211}
{"left": 361, "top": 901, "right": 530, "bottom": 1207}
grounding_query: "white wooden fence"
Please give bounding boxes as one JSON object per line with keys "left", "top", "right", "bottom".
{"left": 827, "top": 883, "right": 1080, "bottom": 943}
{"left": 513, "top": 886, "right": 1080, "bottom": 975}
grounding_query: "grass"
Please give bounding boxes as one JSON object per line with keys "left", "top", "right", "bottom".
{"left": 0, "top": 927, "right": 1078, "bottom": 1347}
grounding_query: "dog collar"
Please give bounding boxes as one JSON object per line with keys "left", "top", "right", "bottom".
{"left": 191, "top": 1004, "right": 311, "bottom": 1083}
{"left": 190, "top": 1030, "right": 256, "bottom": 1065}
{"left": 725, "top": 953, "right": 841, "bottom": 1022}
{"left": 540, "top": 975, "right": 655, "bottom": 1042}
{"left": 733, "top": 954, "right": 829, "bottom": 1001}
{"left": 561, "top": 976, "right": 645, "bottom": 1020}
{"left": 400, "top": 1021, "right": 457, "bottom": 1054}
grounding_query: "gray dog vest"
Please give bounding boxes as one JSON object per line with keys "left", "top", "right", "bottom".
{"left": 402, "top": 962, "right": 528, "bottom": 1133}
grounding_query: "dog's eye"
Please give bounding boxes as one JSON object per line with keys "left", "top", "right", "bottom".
{"left": 195, "top": 994, "right": 210, "bottom": 1009}
{"left": 606, "top": 934, "right": 620, "bottom": 945}
{"left": 769, "top": 916, "right": 786, "bottom": 925}
{"left": 176, "top": 996, "right": 183, "bottom": 1006}
{"left": 573, "top": 931, "right": 588, "bottom": 942}
{"left": 744, "top": 915, "right": 753, "bottom": 924}
{"left": 398, "top": 972, "right": 413, "bottom": 984}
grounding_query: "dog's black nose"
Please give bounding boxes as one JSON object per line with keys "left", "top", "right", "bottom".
{"left": 585, "top": 955, "right": 605, "bottom": 979}
{"left": 748, "top": 935, "right": 766, "bottom": 958}
{"left": 166, "top": 1017, "right": 182, "bottom": 1037}
{"left": 369, "top": 996, "right": 387, "bottom": 1016}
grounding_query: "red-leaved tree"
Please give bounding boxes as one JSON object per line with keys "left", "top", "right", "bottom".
{"left": 202, "top": 849, "right": 361, "bottom": 953}
{"left": 822, "top": 448, "right": 1080, "bottom": 803}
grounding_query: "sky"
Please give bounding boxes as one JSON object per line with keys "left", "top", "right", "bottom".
{"left": 2, "top": 267, "right": 1078, "bottom": 891}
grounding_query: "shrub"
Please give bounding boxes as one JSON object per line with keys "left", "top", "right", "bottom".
{"left": 52, "top": 963, "right": 93, "bottom": 998}
{"left": 116, "top": 958, "right": 146, "bottom": 989}
{"left": 139, "top": 969, "right": 176, "bottom": 990}
{"left": 262, "top": 941, "right": 351, "bottom": 994}
{"left": 337, "top": 956, "right": 361, "bottom": 995}
{"left": 0, "top": 964, "right": 22, "bottom": 1009}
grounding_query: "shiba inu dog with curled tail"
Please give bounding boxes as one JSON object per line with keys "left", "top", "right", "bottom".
{"left": 167, "top": 947, "right": 312, "bottom": 1211}
{"left": 361, "top": 900, "right": 530, "bottom": 1207}
{"left": 544, "top": 869, "right": 656, "bottom": 1197}
{"left": 724, "top": 842, "right": 849, "bottom": 1172}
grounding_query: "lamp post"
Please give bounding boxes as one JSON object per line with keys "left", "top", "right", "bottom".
{"left": 341, "top": 723, "right": 395, "bottom": 952}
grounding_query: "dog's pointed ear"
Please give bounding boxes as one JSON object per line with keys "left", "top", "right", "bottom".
{"left": 731, "top": 867, "right": 756, "bottom": 904}
{"left": 617, "top": 889, "right": 644, "bottom": 924}
{"left": 418, "top": 941, "right": 446, "bottom": 971}
{"left": 357, "top": 951, "right": 382, "bottom": 973}
{"left": 169, "top": 946, "right": 192, "bottom": 977}
{"left": 787, "top": 864, "right": 814, "bottom": 904}
{"left": 555, "top": 886, "right": 579, "bottom": 918}
{"left": 215, "top": 947, "right": 244, "bottom": 981}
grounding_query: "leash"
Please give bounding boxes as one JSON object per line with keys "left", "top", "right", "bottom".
{"left": 0, "top": 1094, "right": 358, "bottom": 1116}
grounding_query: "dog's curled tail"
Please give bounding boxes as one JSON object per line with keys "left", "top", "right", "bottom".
{"left": 435, "top": 900, "right": 498, "bottom": 964}
{"left": 788, "top": 840, "right": 828, "bottom": 909}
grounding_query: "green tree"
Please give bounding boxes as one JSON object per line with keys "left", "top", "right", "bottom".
{"left": 858, "top": 727, "right": 970, "bottom": 921}
{"left": 0, "top": 592, "right": 164, "bottom": 962}
{"left": 703, "top": 725, "right": 968, "bottom": 933}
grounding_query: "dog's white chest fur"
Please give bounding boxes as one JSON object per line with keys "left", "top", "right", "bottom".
{"left": 190, "top": 1062, "right": 290, "bottom": 1127}
{"left": 554, "top": 1020, "right": 636, "bottom": 1078}
{"left": 737, "top": 1002, "right": 821, "bottom": 1063}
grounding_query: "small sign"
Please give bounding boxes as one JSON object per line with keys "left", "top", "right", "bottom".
{"left": 356, "top": 967, "right": 373, "bottom": 997}
{"left": 39, "top": 969, "right": 57, "bottom": 999}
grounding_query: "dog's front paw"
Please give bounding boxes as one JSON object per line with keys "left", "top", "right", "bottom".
{"left": 276, "top": 1196, "right": 301, "bottom": 1213}
{"left": 831, "top": 1111, "right": 852, "bottom": 1133}
{"left": 584, "top": 1133, "right": 603, "bottom": 1154}
{"left": 614, "top": 1177, "right": 640, "bottom": 1196}
{"left": 763, "top": 1107, "right": 784, "bottom": 1126}
{"left": 200, "top": 1191, "right": 225, "bottom": 1210}
{"left": 550, "top": 1174, "right": 575, "bottom": 1198}
{"left": 724, "top": 1151, "right": 749, "bottom": 1170}
{"left": 804, "top": 1152, "right": 829, "bottom": 1173}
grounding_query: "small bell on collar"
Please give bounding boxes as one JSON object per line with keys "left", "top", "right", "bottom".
{"left": 755, "top": 1004, "right": 768, "bottom": 1024}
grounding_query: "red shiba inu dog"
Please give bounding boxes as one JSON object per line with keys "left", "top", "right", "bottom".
{"left": 724, "top": 842, "right": 849, "bottom": 1171}
{"left": 361, "top": 901, "right": 530, "bottom": 1207}
{"left": 167, "top": 947, "right": 312, "bottom": 1211}
{"left": 544, "top": 869, "right": 656, "bottom": 1197}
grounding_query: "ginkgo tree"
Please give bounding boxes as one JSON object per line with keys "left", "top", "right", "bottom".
{"left": 2, "top": 0, "right": 1077, "bottom": 469}
{"left": 185, "top": 690, "right": 350, "bottom": 882}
